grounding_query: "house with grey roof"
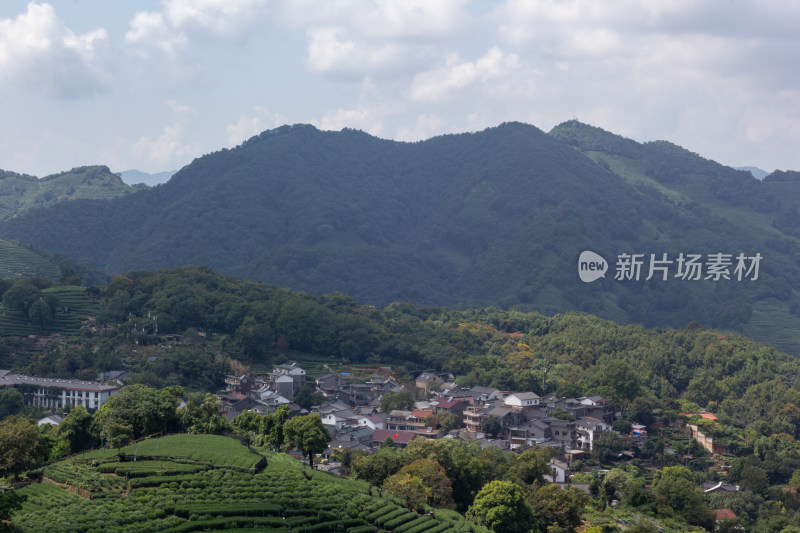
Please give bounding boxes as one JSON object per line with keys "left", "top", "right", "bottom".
{"left": 0, "top": 370, "right": 119, "bottom": 411}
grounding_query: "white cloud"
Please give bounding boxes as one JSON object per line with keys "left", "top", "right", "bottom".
{"left": 306, "top": 27, "right": 405, "bottom": 76}
{"left": 395, "top": 114, "right": 446, "bottom": 142}
{"left": 131, "top": 101, "right": 198, "bottom": 170}
{"left": 0, "top": 2, "right": 109, "bottom": 98}
{"left": 314, "top": 108, "right": 384, "bottom": 136}
{"left": 125, "top": 0, "right": 268, "bottom": 64}
{"left": 126, "top": 10, "right": 187, "bottom": 59}
{"left": 408, "top": 47, "right": 521, "bottom": 102}
{"left": 227, "top": 107, "right": 287, "bottom": 146}
{"left": 164, "top": 0, "right": 268, "bottom": 41}
{"left": 281, "top": 0, "right": 468, "bottom": 39}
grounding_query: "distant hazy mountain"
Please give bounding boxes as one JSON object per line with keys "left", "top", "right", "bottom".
{"left": 3, "top": 122, "right": 800, "bottom": 354}
{"left": 737, "top": 166, "right": 770, "bottom": 180}
{"left": 119, "top": 169, "right": 176, "bottom": 187}
{"left": 0, "top": 165, "right": 143, "bottom": 221}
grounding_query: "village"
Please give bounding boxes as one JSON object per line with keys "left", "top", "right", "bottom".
{"left": 218, "top": 364, "right": 710, "bottom": 484}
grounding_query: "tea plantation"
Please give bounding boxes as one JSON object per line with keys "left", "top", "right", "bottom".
{"left": 12, "top": 434, "right": 486, "bottom": 532}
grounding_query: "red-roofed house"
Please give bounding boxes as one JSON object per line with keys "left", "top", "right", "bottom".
{"left": 714, "top": 508, "right": 738, "bottom": 523}
{"left": 433, "top": 397, "right": 470, "bottom": 426}
{"left": 372, "top": 429, "right": 417, "bottom": 449}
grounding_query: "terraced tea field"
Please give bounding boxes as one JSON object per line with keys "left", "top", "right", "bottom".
{"left": 0, "top": 285, "right": 102, "bottom": 337}
{"left": 13, "top": 434, "right": 486, "bottom": 532}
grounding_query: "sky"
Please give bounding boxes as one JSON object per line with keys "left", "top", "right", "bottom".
{"left": 1, "top": 0, "right": 799, "bottom": 178}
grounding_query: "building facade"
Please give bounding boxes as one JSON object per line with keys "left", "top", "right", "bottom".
{"left": 0, "top": 370, "right": 120, "bottom": 411}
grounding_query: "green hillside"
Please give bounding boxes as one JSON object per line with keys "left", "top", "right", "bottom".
{"left": 0, "top": 285, "right": 102, "bottom": 337}
{"left": 11, "top": 433, "right": 485, "bottom": 533}
{"left": 0, "top": 239, "right": 59, "bottom": 279}
{"left": 0, "top": 165, "right": 145, "bottom": 222}
{"left": 2, "top": 123, "right": 800, "bottom": 353}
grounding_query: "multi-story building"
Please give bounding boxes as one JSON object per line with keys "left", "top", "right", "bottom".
{"left": 0, "top": 370, "right": 119, "bottom": 411}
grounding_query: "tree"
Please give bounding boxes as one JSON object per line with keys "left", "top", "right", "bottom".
{"left": 593, "top": 430, "right": 623, "bottom": 463}
{"left": 28, "top": 297, "right": 55, "bottom": 328}
{"left": 602, "top": 467, "right": 631, "bottom": 505}
{"left": 466, "top": 480, "right": 537, "bottom": 533}
{"left": 380, "top": 391, "right": 415, "bottom": 413}
{"left": 0, "top": 388, "right": 24, "bottom": 419}
{"left": 232, "top": 410, "right": 262, "bottom": 435}
{"left": 528, "top": 483, "right": 589, "bottom": 533}
{"left": 235, "top": 316, "right": 273, "bottom": 362}
{"left": 506, "top": 446, "right": 553, "bottom": 486}
{"left": 102, "top": 419, "right": 133, "bottom": 459}
{"left": 437, "top": 411, "right": 459, "bottom": 433}
{"left": 264, "top": 404, "right": 290, "bottom": 450}
{"left": 652, "top": 465, "right": 714, "bottom": 529}
{"left": 0, "top": 485, "right": 25, "bottom": 521}
{"left": 92, "top": 384, "right": 182, "bottom": 439}
{"left": 383, "top": 458, "right": 455, "bottom": 510}
{"left": 2, "top": 281, "right": 40, "bottom": 315}
{"left": 354, "top": 447, "right": 407, "bottom": 486}
{"left": 292, "top": 383, "right": 325, "bottom": 410}
{"left": 0, "top": 416, "right": 48, "bottom": 479}
{"left": 406, "top": 438, "right": 484, "bottom": 511}
{"left": 283, "top": 413, "right": 331, "bottom": 467}
{"left": 55, "top": 405, "right": 95, "bottom": 454}
{"left": 181, "top": 392, "right": 227, "bottom": 434}
{"left": 481, "top": 417, "right": 502, "bottom": 438}
{"left": 58, "top": 265, "right": 83, "bottom": 286}
{"left": 382, "top": 471, "right": 429, "bottom": 510}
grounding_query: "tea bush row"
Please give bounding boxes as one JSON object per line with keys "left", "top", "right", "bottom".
{"left": 383, "top": 511, "right": 418, "bottom": 530}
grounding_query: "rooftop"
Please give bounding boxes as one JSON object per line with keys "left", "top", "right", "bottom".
{"left": 0, "top": 371, "right": 120, "bottom": 392}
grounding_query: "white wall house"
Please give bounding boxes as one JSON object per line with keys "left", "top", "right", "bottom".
{"left": 0, "top": 370, "right": 119, "bottom": 411}
{"left": 503, "top": 392, "right": 540, "bottom": 409}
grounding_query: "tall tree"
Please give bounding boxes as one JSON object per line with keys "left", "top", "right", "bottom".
{"left": 283, "top": 413, "right": 331, "bottom": 467}
{"left": 0, "top": 416, "right": 48, "bottom": 479}
{"left": 181, "top": 392, "right": 227, "bottom": 434}
{"left": 382, "top": 458, "right": 455, "bottom": 510}
{"left": 92, "top": 384, "right": 182, "bottom": 439}
{"left": 380, "top": 391, "right": 415, "bottom": 413}
{"left": 55, "top": 405, "right": 95, "bottom": 454}
{"left": 102, "top": 420, "right": 133, "bottom": 459}
{"left": 652, "top": 465, "right": 714, "bottom": 530}
{"left": 466, "top": 480, "right": 537, "bottom": 533}
{"left": 0, "top": 388, "right": 24, "bottom": 419}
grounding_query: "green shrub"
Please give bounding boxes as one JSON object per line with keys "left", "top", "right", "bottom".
{"left": 384, "top": 511, "right": 418, "bottom": 530}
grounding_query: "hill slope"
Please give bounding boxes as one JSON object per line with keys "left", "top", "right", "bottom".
{"left": 1, "top": 123, "right": 800, "bottom": 353}
{"left": 0, "top": 239, "right": 59, "bottom": 280}
{"left": 0, "top": 165, "right": 145, "bottom": 221}
{"left": 12, "top": 433, "right": 483, "bottom": 532}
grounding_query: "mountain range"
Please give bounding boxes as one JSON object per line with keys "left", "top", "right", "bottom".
{"left": 1, "top": 121, "right": 800, "bottom": 354}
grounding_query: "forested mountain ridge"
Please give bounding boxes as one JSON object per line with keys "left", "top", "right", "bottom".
{"left": 0, "top": 165, "right": 145, "bottom": 221}
{"left": 2, "top": 123, "right": 800, "bottom": 353}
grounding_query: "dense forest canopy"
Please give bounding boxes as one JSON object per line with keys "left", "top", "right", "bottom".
{"left": 2, "top": 266, "right": 800, "bottom": 531}
{"left": 1, "top": 123, "right": 800, "bottom": 354}
{"left": 1, "top": 265, "right": 797, "bottom": 442}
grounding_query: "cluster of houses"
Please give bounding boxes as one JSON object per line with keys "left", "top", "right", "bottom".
{"left": 217, "top": 365, "right": 623, "bottom": 466}
{"left": 2, "top": 362, "right": 622, "bottom": 464}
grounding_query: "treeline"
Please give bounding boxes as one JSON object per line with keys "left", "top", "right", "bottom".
{"left": 5, "top": 265, "right": 800, "bottom": 439}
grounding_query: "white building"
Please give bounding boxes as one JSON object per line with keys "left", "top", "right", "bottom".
{"left": 575, "top": 416, "right": 612, "bottom": 450}
{"left": 0, "top": 370, "right": 120, "bottom": 411}
{"left": 503, "top": 392, "right": 540, "bottom": 409}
